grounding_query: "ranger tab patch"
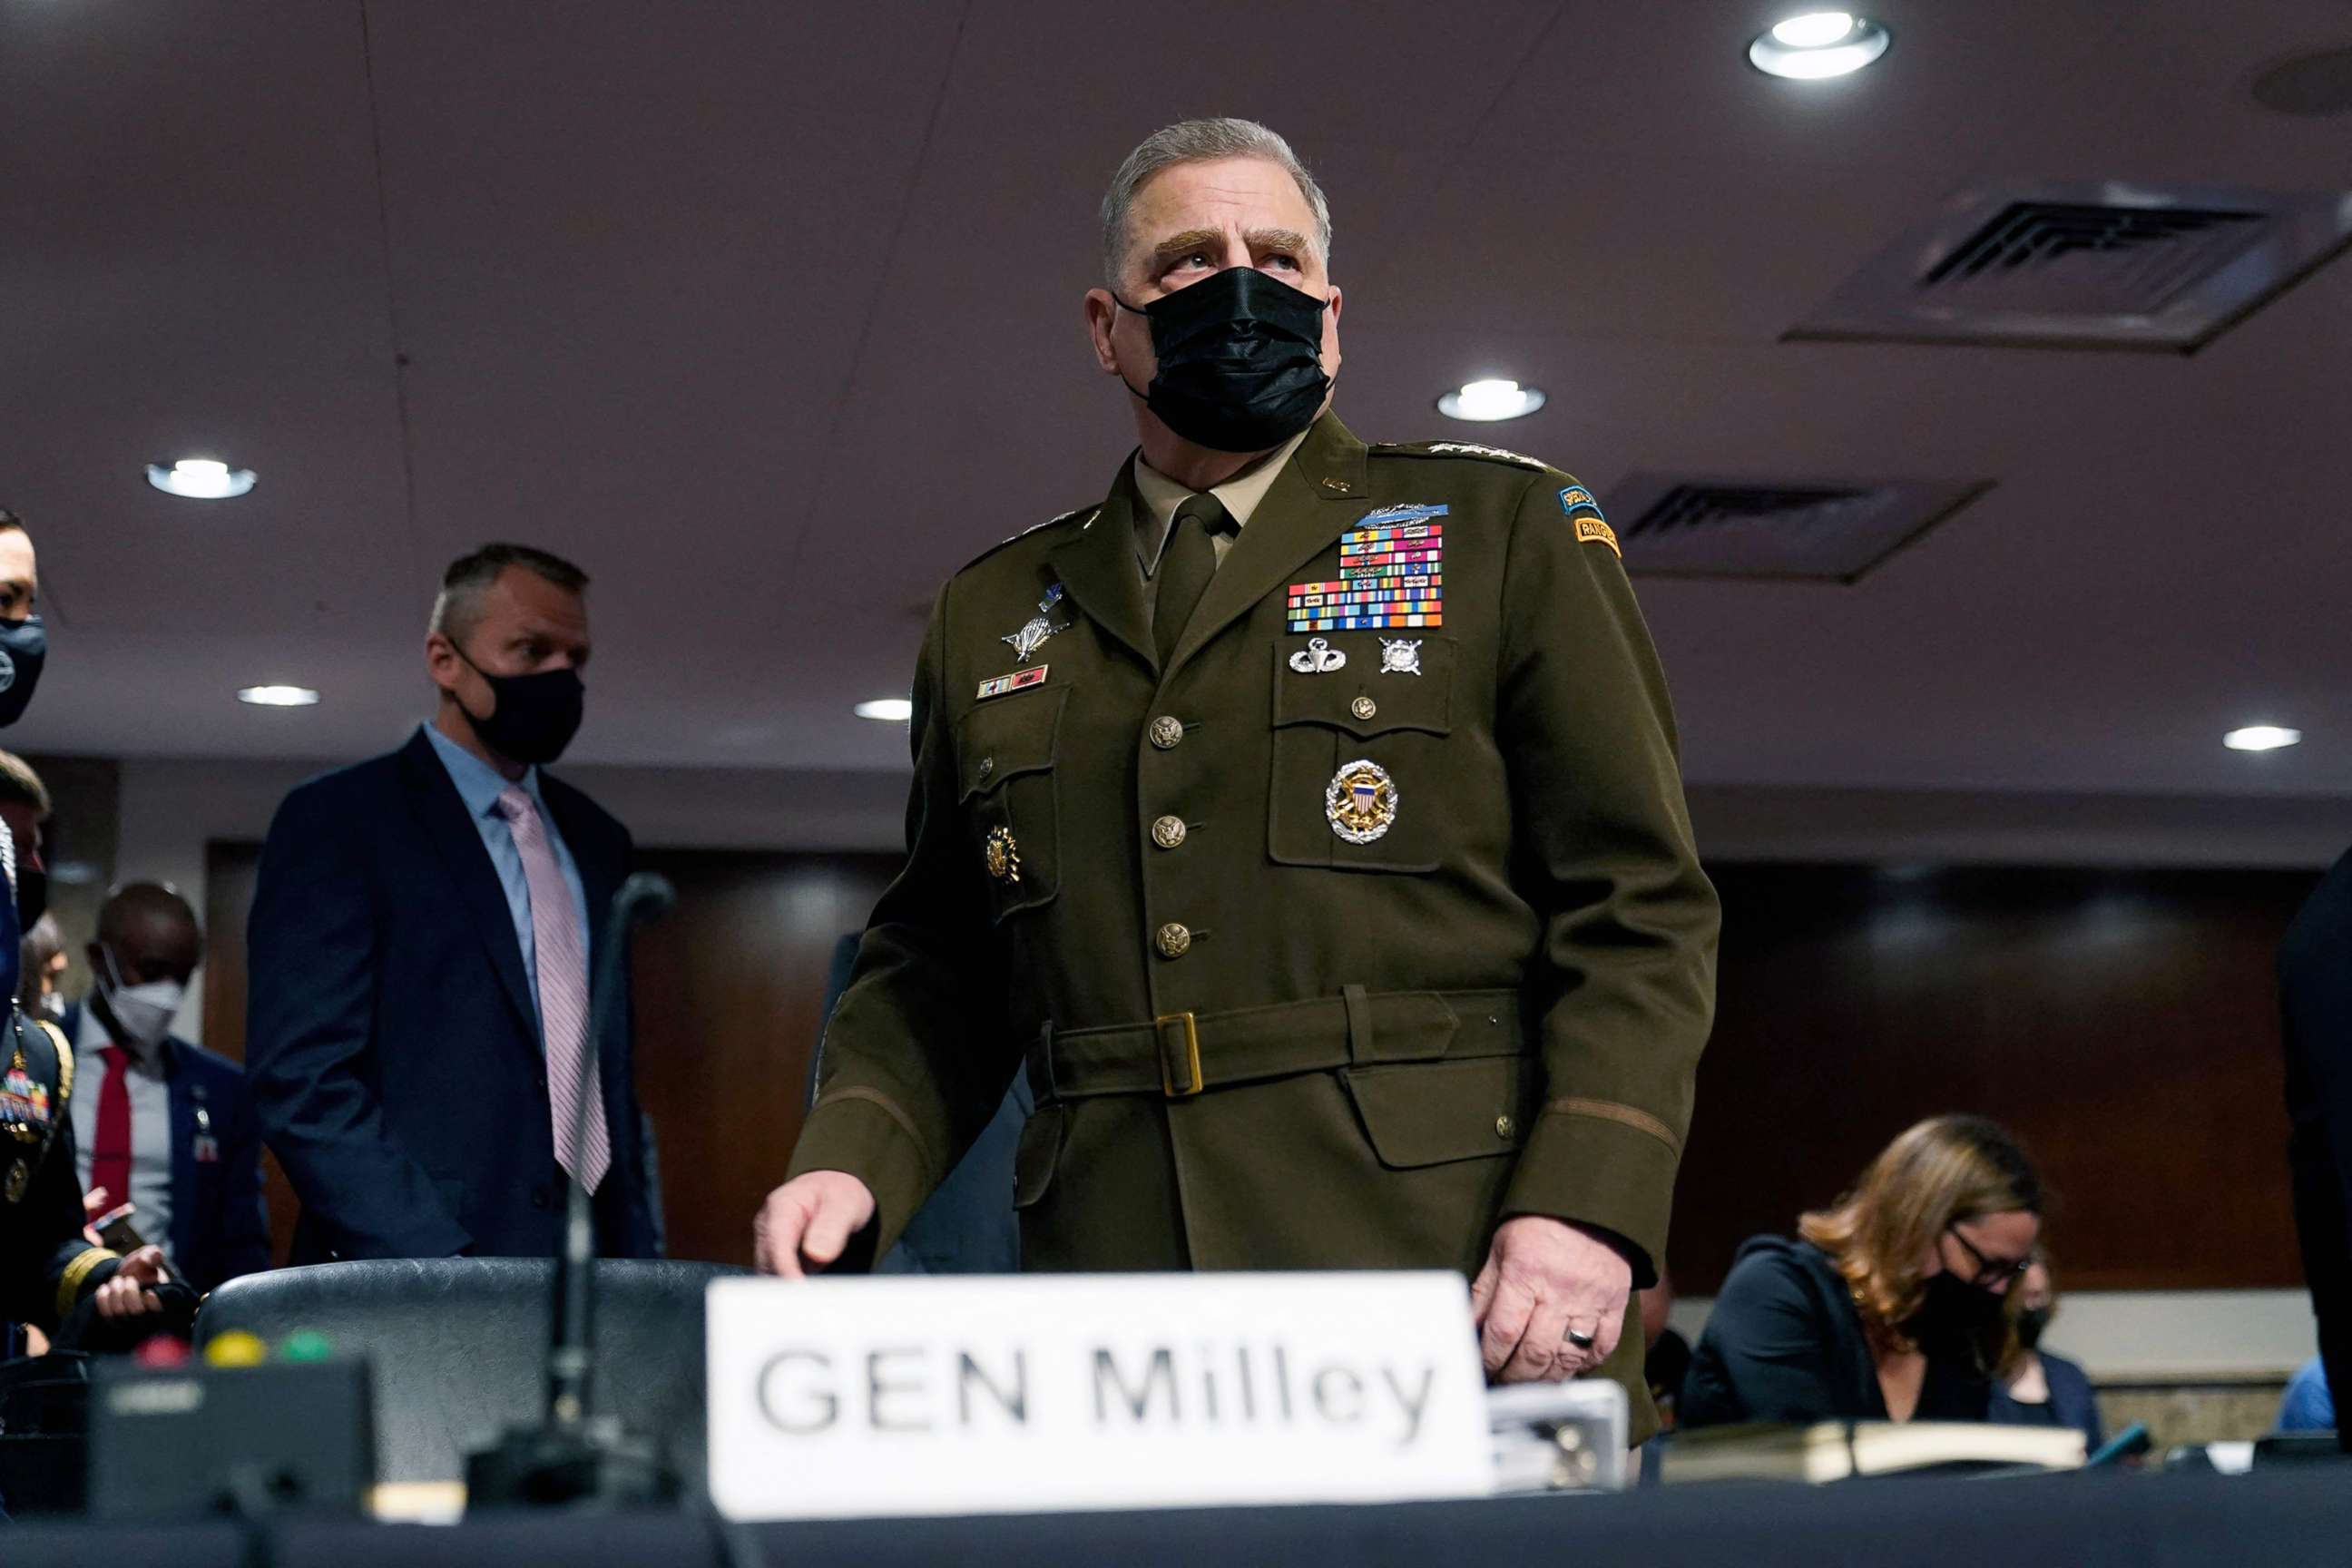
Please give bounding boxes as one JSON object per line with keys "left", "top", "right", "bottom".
{"left": 1574, "top": 516, "right": 1622, "bottom": 557}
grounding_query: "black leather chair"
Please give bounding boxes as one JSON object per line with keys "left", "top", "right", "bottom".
{"left": 194, "top": 1259, "right": 746, "bottom": 1485}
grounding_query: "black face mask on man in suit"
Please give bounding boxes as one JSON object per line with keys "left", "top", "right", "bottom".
{"left": 450, "top": 650, "right": 586, "bottom": 767}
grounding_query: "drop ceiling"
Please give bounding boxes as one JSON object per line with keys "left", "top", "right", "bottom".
{"left": 3, "top": 0, "right": 2347, "bottom": 802}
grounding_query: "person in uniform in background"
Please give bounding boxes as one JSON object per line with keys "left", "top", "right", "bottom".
{"left": 1989, "top": 1255, "right": 2103, "bottom": 1447}
{"left": 755, "top": 119, "right": 1719, "bottom": 1439}
{"left": 1681, "top": 1116, "right": 2043, "bottom": 1429}
{"left": 0, "top": 509, "right": 172, "bottom": 1349}
{"left": 19, "top": 913, "right": 66, "bottom": 1022}
{"left": 63, "top": 882, "right": 271, "bottom": 1293}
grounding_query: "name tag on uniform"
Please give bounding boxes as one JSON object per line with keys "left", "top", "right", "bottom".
{"left": 976, "top": 665, "right": 1050, "bottom": 701}
{"left": 705, "top": 1272, "right": 1492, "bottom": 1521}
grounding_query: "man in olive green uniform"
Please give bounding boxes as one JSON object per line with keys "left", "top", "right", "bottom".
{"left": 757, "top": 120, "right": 1718, "bottom": 1438}
{"left": 0, "top": 524, "right": 169, "bottom": 1356}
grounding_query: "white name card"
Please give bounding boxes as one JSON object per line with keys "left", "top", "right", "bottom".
{"left": 705, "top": 1271, "right": 1494, "bottom": 1521}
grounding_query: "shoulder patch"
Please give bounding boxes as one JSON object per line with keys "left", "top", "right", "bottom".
{"left": 1573, "top": 515, "right": 1622, "bottom": 558}
{"left": 1556, "top": 484, "right": 1603, "bottom": 522}
{"left": 1372, "top": 439, "right": 1549, "bottom": 471}
{"left": 44, "top": 1018, "right": 74, "bottom": 1105}
{"left": 1005, "top": 505, "right": 1098, "bottom": 546}
{"left": 958, "top": 505, "right": 1098, "bottom": 573}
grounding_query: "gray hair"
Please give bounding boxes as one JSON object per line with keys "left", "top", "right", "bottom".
{"left": 429, "top": 542, "right": 590, "bottom": 644}
{"left": 1099, "top": 118, "right": 1333, "bottom": 284}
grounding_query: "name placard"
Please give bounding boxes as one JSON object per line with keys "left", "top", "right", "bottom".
{"left": 705, "top": 1271, "right": 1493, "bottom": 1520}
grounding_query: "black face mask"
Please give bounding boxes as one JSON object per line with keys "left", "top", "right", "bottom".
{"left": 0, "top": 616, "right": 47, "bottom": 728}
{"left": 1913, "top": 1273, "right": 2007, "bottom": 1357}
{"left": 451, "top": 651, "right": 585, "bottom": 767}
{"left": 2014, "top": 1306, "right": 2052, "bottom": 1351}
{"left": 1114, "top": 268, "right": 1332, "bottom": 453}
{"left": 15, "top": 865, "right": 44, "bottom": 930}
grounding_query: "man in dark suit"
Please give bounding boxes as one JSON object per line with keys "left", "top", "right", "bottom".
{"left": 2283, "top": 845, "right": 2352, "bottom": 1446}
{"left": 246, "top": 544, "right": 659, "bottom": 1262}
{"left": 67, "top": 882, "right": 270, "bottom": 1294}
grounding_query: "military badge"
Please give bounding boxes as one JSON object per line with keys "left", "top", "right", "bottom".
{"left": 984, "top": 825, "right": 1022, "bottom": 885}
{"left": 1557, "top": 485, "right": 1603, "bottom": 521}
{"left": 1574, "top": 516, "right": 1622, "bottom": 558}
{"left": 1379, "top": 638, "right": 1423, "bottom": 676}
{"left": 1287, "top": 505, "right": 1446, "bottom": 633}
{"left": 1326, "top": 759, "right": 1398, "bottom": 845}
{"left": 1357, "top": 502, "right": 1449, "bottom": 528}
{"left": 1289, "top": 636, "right": 1347, "bottom": 674}
{"left": 5, "top": 1157, "right": 25, "bottom": 1203}
{"left": 1, "top": 1060, "right": 51, "bottom": 1142}
{"left": 1425, "top": 441, "right": 1544, "bottom": 468}
{"left": 977, "top": 665, "right": 1049, "bottom": 701}
{"left": 1002, "top": 584, "right": 1067, "bottom": 665}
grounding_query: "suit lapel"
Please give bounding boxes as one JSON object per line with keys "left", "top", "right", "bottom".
{"left": 1046, "top": 475, "right": 1156, "bottom": 673}
{"left": 397, "top": 730, "right": 539, "bottom": 1042}
{"left": 1167, "top": 412, "right": 1369, "bottom": 675}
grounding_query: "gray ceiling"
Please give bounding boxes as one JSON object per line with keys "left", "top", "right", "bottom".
{"left": 5, "top": 0, "right": 2347, "bottom": 800}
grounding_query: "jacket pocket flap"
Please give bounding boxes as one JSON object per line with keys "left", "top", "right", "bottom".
{"left": 1271, "top": 637, "right": 1454, "bottom": 739}
{"left": 956, "top": 687, "right": 1066, "bottom": 801}
{"left": 1343, "top": 1054, "right": 1527, "bottom": 1170}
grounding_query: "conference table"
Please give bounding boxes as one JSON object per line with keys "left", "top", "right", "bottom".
{"left": 14, "top": 1466, "right": 2349, "bottom": 1567}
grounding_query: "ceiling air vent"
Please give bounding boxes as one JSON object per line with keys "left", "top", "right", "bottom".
{"left": 1608, "top": 474, "right": 1992, "bottom": 583}
{"left": 1788, "top": 181, "right": 2352, "bottom": 352}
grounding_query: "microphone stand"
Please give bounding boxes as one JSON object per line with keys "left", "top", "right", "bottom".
{"left": 466, "top": 872, "right": 683, "bottom": 1511}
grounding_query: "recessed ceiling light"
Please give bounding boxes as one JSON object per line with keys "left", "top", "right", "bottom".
{"left": 855, "top": 697, "right": 914, "bottom": 722}
{"left": 238, "top": 685, "right": 319, "bottom": 707}
{"left": 148, "top": 458, "right": 258, "bottom": 499}
{"left": 1436, "top": 378, "right": 1546, "bottom": 423}
{"left": 2223, "top": 725, "right": 2300, "bottom": 752}
{"left": 1749, "top": 13, "right": 1891, "bottom": 79}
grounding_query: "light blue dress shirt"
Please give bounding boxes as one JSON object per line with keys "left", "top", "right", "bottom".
{"left": 421, "top": 721, "right": 593, "bottom": 1039}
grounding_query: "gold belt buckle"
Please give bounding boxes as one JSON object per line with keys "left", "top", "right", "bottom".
{"left": 1155, "top": 1012, "right": 1203, "bottom": 1098}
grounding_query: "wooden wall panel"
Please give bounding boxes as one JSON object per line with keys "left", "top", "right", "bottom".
{"left": 624, "top": 848, "right": 899, "bottom": 1267}
{"left": 1669, "top": 865, "right": 2316, "bottom": 1295}
{"left": 202, "top": 843, "right": 2320, "bottom": 1292}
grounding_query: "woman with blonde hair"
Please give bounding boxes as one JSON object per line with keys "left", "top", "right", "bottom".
{"left": 1681, "top": 1115, "right": 2044, "bottom": 1427}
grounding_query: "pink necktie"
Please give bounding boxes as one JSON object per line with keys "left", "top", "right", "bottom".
{"left": 498, "top": 786, "right": 610, "bottom": 1192}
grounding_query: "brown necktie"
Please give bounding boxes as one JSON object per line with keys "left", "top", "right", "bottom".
{"left": 1154, "top": 493, "right": 1231, "bottom": 668}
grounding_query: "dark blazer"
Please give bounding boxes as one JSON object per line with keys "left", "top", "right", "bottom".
{"left": 1681, "top": 1236, "right": 1993, "bottom": 1429}
{"left": 1989, "top": 1348, "right": 2104, "bottom": 1448}
{"left": 2283, "top": 844, "right": 2352, "bottom": 1445}
{"left": 245, "top": 729, "right": 658, "bottom": 1263}
{"left": 60, "top": 1004, "right": 271, "bottom": 1293}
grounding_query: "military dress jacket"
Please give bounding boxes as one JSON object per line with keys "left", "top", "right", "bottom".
{"left": 2, "top": 1013, "right": 128, "bottom": 1334}
{"left": 789, "top": 412, "right": 1719, "bottom": 1426}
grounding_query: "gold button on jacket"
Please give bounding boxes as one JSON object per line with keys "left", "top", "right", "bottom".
{"left": 788, "top": 414, "right": 1720, "bottom": 1445}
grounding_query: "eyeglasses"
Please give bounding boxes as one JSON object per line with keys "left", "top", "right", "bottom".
{"left": 1945, "top": 1224, "right": 2034, "bottom": 1288}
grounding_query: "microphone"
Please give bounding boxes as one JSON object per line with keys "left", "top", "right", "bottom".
{"left": 466, "top": 871, "right": 681, "bottom": 1511}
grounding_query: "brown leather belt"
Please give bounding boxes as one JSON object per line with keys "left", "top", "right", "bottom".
{"left": 1026, "top": 986, "right": 1526, "bottom": 1102}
